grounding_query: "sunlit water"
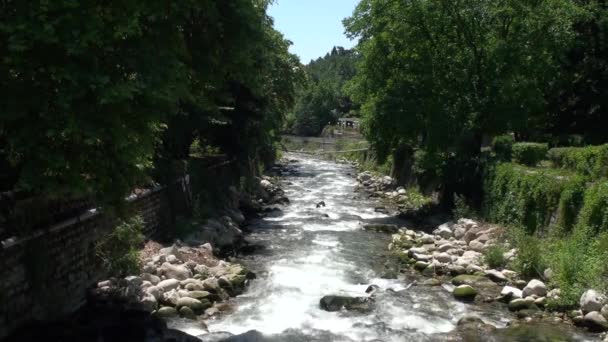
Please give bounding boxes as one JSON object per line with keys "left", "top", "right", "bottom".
{"left": 173, "top": 155, "right": 593, "bottom": 341}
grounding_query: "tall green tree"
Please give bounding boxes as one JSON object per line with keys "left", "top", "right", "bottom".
{"left": 345, "top": 0, "right": 576, "bottom": 196}
{"left": 0, "top": 0, "right": 301, "bottom": 206}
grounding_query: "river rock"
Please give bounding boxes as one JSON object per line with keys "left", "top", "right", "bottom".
{"left": 319, "top": 295, "right": 372, "bottom": 312}
{"left": 501, "top": 286, "right": 523, "bottom": 299}
{"left": 179, "top": 306, "right": 197, "bottom": 320}
{"left": 184, "top": 291, "right": 211, "bottom": 300}
{"left": 176, "top": 297, "right": 210, "bottom": 312}
{"left": 447, "top": 264, "right": 467, "bottom": 276}
{"left": 602, "top": 305, "right": 608, "bottom": 320}
{"left": 584, "top": 311, "right": 608, "bottom": 331}
{"left": 160, "top": 262, "right": 192, "bottom": 281}
{"left": 434, "top": 223, "right": 453, "bottom": 239}
{"left": 412, "top": 253, "right": 431, "bottom": 262}
{"left": 548, "top": 288, "right": 561, "bottom": 300}
{"left": 415, "top": 261, "right": 430, "bottom": 270}
{"left": 580, "top": 289, "right": 606, "bottom": 314}
{"left": 454, "top": 227, "right": 467, "bottom": 239}
{"left": 468, "top": 240, "right": 486, "bottom": 252}
{"left": 452, "top": 275, "right": 489, "bottom": 287}
{"left": 201, "top": 278, "right": 219, "bottom": 292}
{"left": 522, "top": 279, "right": 547, "bottom": 298}
{"left": 420, "top": 234, "right": 435, "bottom": 244}
{"left": 363, "top": 224, "right": 398, "bottom": 234}
{"left": 435, "top": 252, "right": 452, "bottom": 263}
{"left": 140, "top": 294, "right": 158, "bottom": 312}
{"left": 125, "top": 276, "right": 143, "bottom": 288}
{"left": 485, "top": 270, "right": 508, "bottom": 283}
{"left": 141, "top": 273, "right": 161, "bottom": 285}
{"left": 146, "top": 286, "right": 163, "bottom": 301}
{"left": 366, "top": 285, "right": 380, "bottom": 294}
{"left": 143, "top": 263, "right": 157, "bottom": 274}
{"left": 438, "top": 243, "right": 455, "bottom": 252}
{"left": 161, "top": 289, "right": 180, "bottom": 306}
{"left": 508, "top": 297, "right": 535, "bottom": 311}
{"left": 408, "top": 247, "right": 427, "bottom": 256}
{"left": 155, "top": 306, "right": 178, "bottom": 318}
{"left": 157, "top": 279, "right": 180, "bottom": 292}
{"left": 453, "top": 285, "right": 477, "bottom": 301}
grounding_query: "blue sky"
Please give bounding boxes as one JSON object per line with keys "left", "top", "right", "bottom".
{"left": 268, "top": 0, "right": 360, "bottom": 64}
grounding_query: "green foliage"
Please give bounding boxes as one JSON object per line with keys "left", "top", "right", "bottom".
{"left": 344, "top": 0, "right": 575, "bottom": 163}
{"left": 453, "top": 194, "right": 476, "bottom": 220}
{"left": 484, "top": 244, "right": 507, "bottom": 269}
{"left": 575, "top": 181, "right": 608, "bottom": 234}
{"left": 512, "top": 143, "right": 549, "bottom": 166}
{"left": 398, "top": 188, "right": 433, "bottom": 213}
{"left": 0, "top": 1, "right": 302, "bottom": 207}
{"left": 484, "top": 163, "right": 586, "bottom": 234}
{"left": 546, "top": 231, "right": 608, "bottom": 309}
{"left": 492, "top": 135, "right": 516, "bottom": 161}
{"left": 289, "top": 47, "right": 359, "bottom": 136}
{"left": 95, "top": 216, "right": 144, "bottom": 276}
{"left": 511, "top": 230, "right": 546, "bottom": 279}
{"left": 548, "top": 144, "right": 608, "bottom": 178}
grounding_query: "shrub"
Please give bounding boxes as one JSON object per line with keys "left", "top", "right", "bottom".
{"left": 547, "top": 144, "right": 608, "bottom": 178}
{"left": 484, "top": 244, "right": 507, "bottom": 269}
{"left": 547, "top": 230, "right": 608, "bottom": 309}
{"left": 95, "top": 216, "right": 145, "bottom": 276}
{"left": 512, "top": 142, "right": 548, "bottom": 166}
{"left": 453, "top": 193, "right": 476, "bottom": 219}
{"left": 511, "top": 230, "right": 546, "bottom": 278}
{"left": 491, "top": 135, "right": 515, "bottom": 161}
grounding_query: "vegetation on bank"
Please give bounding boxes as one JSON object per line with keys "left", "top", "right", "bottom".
{"left": 0, "top": 1, "right": 302, "bottom": 210}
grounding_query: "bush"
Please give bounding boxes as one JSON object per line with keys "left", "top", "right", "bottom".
{"left": 484, "top": 244, "right": 507, "bottom": 269}
{"left": 547, "top": 231, "right": 608, "bottom": 309}
{"left": 512, "top": 142, "right": 548, "bottom": 166}
{"left": 511, "top": 230, "right": 546, "bottom": 278}
{"left": 484, "top": 163, "right": 586, "bottom": 234}
{"left": 547, "top": 144, "right": 608, "bottom": 178}
{"left": 95, "top": 216, "right": 145, "bottom": 276}
{"left": 491, "top": 135, "right": 515, "bottom": 161}
{"left": 453, "top": 193, "right": 476, "bottom": 219}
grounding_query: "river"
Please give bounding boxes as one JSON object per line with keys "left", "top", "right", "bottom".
{"left": 173, "top": 155, "right": 594, "bottom": 341}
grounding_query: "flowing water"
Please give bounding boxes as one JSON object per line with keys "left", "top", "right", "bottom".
{"left": 174, "top": 155, "right": 594, "bottom": 341}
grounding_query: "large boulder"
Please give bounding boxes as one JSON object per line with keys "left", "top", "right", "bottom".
{"left": 159, "top": 262, "right": 192, "bottom": 281}
{"left": 580, "top": 289, "right": 606, "bottom": 314}
{"left": 583, "top": 311, "right": 608, "bottom": 332}
{"left": 453, "top": 285, "right": 478, "bottom": 301}
{"left": 522, "top": 279, "right": 547, "bottom": 298}
{"left": 319, "top": 295, "right": 372, "bottom": 312}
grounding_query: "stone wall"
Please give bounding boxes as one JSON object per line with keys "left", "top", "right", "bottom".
{"left": 0, "top": 185, "right": 178, "bottom": 339}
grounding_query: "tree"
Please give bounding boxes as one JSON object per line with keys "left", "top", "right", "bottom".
{"left": 0, "top": 0, "right": 302, "bottom": 207}
{"left": 344, "top": 0, "right": 576, "bottom": 197}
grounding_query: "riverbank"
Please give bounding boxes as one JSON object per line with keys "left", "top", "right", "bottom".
{"left": 355, "top": 169, "right": 608, "bottom": 341}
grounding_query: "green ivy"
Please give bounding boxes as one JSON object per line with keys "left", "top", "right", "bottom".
{"left": 548, "top": 144, "right": 608, "bottom": 179}
{"left": 483, "top": 163, "right": 586, "bottom": 234}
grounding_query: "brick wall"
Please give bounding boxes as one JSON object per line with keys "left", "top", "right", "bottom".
{"left": 0, "top": 186, "right": 176, "bottom": 339}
